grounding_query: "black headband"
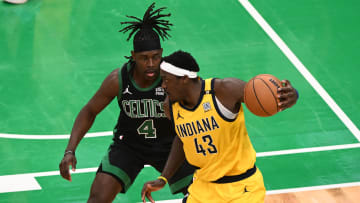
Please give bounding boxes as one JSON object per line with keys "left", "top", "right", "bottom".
{"left": 133, "top": 38, "right": 161, "bottom": 52}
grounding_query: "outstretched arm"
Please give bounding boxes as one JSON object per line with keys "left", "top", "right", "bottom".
{"left": 214, "top": 77, "right": 298, "bottom": 114}
{"left": 59, "top": 69, "right": 119, "bottom": 181}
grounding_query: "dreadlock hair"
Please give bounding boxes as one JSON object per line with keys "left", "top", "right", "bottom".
{"left": 119, "top": 2, "right": 173, "bottom": 53}
{"left": 163, "top": 50, "right": 200, "bottom": 72}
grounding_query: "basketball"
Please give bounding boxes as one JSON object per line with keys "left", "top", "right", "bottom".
{"left": 244, "top": 74, "right": 281, "bottom": 117}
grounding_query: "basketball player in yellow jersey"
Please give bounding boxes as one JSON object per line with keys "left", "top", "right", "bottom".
{"left": 141, "top": 50, "right": 298, "bottom": 203}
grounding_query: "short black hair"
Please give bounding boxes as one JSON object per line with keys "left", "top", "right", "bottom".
{"left": 119, "top": 2, "right": 173, "bottom": 52}
{"left": 163, "top": 50, "right": 200, "bottom": 72}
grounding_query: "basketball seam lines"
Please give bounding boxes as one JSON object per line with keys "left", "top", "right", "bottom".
{"left": 253, "top": 78, "right": 270, "bottom": 116}
{"left": 258, "top": 78, "right": 279, "bottom": 113}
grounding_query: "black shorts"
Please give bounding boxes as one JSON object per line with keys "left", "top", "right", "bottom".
{"left": 97, "top": 142, "right": 195, "bottom": 194}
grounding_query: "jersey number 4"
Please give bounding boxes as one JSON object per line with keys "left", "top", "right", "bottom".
{"left": 137, "top": 119, "right": 157, "bottom": 139}
{"left": 194, "top": 135, "right": 218, "bottom": 156}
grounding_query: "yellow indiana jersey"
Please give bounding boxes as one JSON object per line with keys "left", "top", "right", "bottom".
{"left": 171, "top": 78, "right": 256, "bottom": 182}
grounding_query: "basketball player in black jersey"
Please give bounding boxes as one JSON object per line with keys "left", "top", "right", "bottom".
{"left": 59, "top": 3, "right": 194, "bottom": 202}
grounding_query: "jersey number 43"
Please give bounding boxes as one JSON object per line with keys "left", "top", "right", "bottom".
{"left": 194, "top": 135, "right": 218, "bottom": 156}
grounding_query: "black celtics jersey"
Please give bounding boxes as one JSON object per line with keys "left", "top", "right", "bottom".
{"left": 113, "top": 62, "right": 175, "bottom": 155}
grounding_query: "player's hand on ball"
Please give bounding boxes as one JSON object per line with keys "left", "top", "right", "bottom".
{"left": 244, "top": 74, "right": 281, "bottom": 117}
{"left": 277, "top": 80, "right": 298, "bottom": 111}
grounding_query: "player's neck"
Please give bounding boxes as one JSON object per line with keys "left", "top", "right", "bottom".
{"left": 181, "top": 80, "right": 202, "bottom": 109}
{"left": 133, "top": 77, "right": 156, "bottom": 88}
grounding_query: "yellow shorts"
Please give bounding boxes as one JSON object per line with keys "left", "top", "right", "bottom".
{"left": 185, "top": 168, "right": 266, "bottom": 203}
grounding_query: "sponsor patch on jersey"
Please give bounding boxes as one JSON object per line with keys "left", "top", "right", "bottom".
{"left": 203, "top": 102, "right": 211, "bottom": 112}
{"left": 155, "top": 87, "right": 165, "bottom": 96}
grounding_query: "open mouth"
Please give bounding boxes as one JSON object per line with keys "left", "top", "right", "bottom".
{"left": 146, "top": 72, "right": 155, "bottom": 77}
{"left": 145, "top": 70, "right": 156, "bottom": 77}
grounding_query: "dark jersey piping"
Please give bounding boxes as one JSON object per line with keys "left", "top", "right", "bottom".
{"left": 210, "top": 78, "right": 237, "bottom": 122}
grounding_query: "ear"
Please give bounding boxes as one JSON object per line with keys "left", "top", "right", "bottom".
{"left": 131, "top": 51, "right": 135, "bottom": 60}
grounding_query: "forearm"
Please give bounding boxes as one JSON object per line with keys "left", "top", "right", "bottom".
{"left": 65, "top": 107, "right": 96, "bottom": 152}
{"left": 161, "top": 136, "right": 186, "bottom": 179}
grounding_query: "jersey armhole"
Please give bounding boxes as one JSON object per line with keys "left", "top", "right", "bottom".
{"left": 211, "top": 78, "right": 237, "bottom": 122}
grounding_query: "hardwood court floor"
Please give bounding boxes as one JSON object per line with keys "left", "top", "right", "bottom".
{"left": 266, "top": 186, "right": 360, "bottom": 203}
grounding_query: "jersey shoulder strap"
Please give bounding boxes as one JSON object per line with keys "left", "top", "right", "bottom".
{"left": 204, "top": 78, "right": 215, "bottom": 94}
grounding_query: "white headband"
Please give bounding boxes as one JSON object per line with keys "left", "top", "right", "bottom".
{"left": 160, "top": 61, "right": 198, "bottom": 78}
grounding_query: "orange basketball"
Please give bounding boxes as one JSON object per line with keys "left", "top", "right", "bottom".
{"left": 244, "top": 74, "right": 281, "bottom": 117}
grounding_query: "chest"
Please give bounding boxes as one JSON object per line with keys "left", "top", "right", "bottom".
{"left": 119, "top": 83, "right": 166, "bottom": 118}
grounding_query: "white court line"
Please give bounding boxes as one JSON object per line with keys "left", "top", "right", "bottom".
{"left": 256, "top": 142, "right": 360, "bottom": 157}
{"left": 238, "top": 0, "right": 360, "bottom": 142}
{"left": 2, "top": 143, "right": 360, "bottom": 193}
{"left": 2, "top": 167, "right": 360, "bottom": 195}
{"left": 266, "top": 181, "right": 360, "bottom": 195}
{"left": 0, "top": 131, "right": 112, "bottom": 139}
{"left": 0, "top": 166, "right": 147, "bottom": 193}
{"left": 141, "top": 200, "right": 182, "bottom": 203}
{"left": 0, "top": 175, "right": 41, "bottom": 193}
{"left": 0, "top": 168, "right": 98, "bottom": 193}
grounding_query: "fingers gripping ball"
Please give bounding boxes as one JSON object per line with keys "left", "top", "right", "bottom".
{"left": 244, "top": 74, "right": 281, "bottom": 117}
